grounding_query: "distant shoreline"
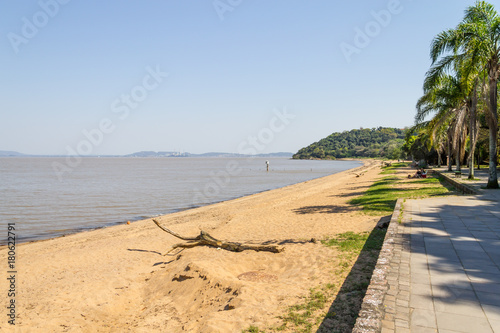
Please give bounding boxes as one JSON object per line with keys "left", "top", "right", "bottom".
{"left": 0, "top": 151, "right": 294, "bottom": 158}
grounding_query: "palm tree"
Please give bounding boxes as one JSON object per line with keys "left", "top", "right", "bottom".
{"left": 416, "top": 73, "right": 470, "bottom": 173}
{"left": 427, "top": 117, "right": 447, "bottom": 167}
{"left": 467, "top": 77, "right": 480, "bottom": 178}
{"left": 426, "top": 30, "right": 484, "bottom": 178}
{"left": 430, "top": 1, "right": 500, "bottom": 188}
{"left": 403, "top": 125, "right": 434, "bottom": 165}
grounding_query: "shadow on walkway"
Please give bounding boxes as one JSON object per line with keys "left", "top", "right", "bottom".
{"left": 406, "top": 197, "right": 500, "bottom": 330}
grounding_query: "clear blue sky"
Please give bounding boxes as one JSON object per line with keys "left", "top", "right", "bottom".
{"left": 0, "top": 0, "right": 481, "bottom": 155}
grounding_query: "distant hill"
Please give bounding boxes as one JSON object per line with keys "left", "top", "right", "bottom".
{"left": 190, "top": 152, "right": 241, "bottom": 158}
{"left": 189, "top": 152, "right": 293, "bottom": 158}
{"left": 0, "top": 150, "right": 294, "bottom": 158}
{"left": 124, "top": 151, "right": 189, "bottom": 157}
{"left": 256, "top": 152, "right": 293, "bottom": 158}
{"left": 125, "top": 151, "right": 294, "bottom": 158}
{"left": 0, "top": 150, "right": 25, "bottom": 157}
{"left": 293, "top": 127, "right": 406, "bottom": 160}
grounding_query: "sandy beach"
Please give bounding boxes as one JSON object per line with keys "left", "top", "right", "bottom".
{"left": 0, "top": 159, "right": 385, "bottom": 332}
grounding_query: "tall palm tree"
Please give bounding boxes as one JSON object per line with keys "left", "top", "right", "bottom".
{"left": 414, "top": 119, "right": 447, "bottom": 168}
{"left": 416, "top": 73, "right": 470, "bottom": 173}
{"left": 427, "top": 117, "right": 447, "bottom": 167}
{"left": 467, "top": 77, "right": 480, "bottom": 179}
{"left": 427, "top": 30, "right": 484, "bottom": 178}
{"left": 430, "top": 1, "right": 500, "bottom": 188}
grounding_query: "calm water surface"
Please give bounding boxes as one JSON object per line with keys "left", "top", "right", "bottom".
{"left": 0, "top": 157, "right": 361, "bottom": 244}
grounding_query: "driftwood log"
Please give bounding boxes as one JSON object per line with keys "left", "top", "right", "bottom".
{"left": 152, "top": 219, "right": 284, "bottom": 254}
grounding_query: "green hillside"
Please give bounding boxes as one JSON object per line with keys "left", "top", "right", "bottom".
{"left": 293, "top": 127, "right": 406, "bottom": 160}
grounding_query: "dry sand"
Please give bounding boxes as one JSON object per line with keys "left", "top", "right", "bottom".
{"left": 0, "top": 159, "right": 386, "bottom": 332}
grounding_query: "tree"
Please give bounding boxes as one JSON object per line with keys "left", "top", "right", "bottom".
{"left": 423, "top": 32, "right": 484, "bottom": 178}
{"left": 416, "top": 73, "right": 470, "bottom": 173}
{"left": 292, "top": 128, "right": 406, "bottom": 160}
{"left": 403, "top": 126, "right": 437, "bottom": 164}
{"left": 430, "top": 1, "right": 500, "bottom": 188}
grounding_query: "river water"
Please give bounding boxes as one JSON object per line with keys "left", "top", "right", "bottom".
{"left": 0, "top": 157, "right": 361, "bottom": 244}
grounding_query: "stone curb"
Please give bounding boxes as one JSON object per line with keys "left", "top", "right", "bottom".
{"left": 431, "top": 170, "right": 478, "bottom": 195}
{"left": 352, "top": 198, "right": 404, "bottom": 333}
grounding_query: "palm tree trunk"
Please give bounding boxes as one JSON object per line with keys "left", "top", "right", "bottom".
{"left": 447, "top": 139, "right": 453, "bottom": 172}
{"left": 456, "top": 136, "right": 461, "bottom": 172}
{"left": 468, "top": 86, "right": 477, "bottom": 180}
{"left": 487, "top": 73, "right": 499, "bottom": 188}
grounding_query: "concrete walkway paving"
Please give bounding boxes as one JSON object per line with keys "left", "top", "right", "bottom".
{"left": 382, "top": 195, "right": 500, "bottom": 333}
{"left": 435, "top": 167, "right": 500, "bottom": 201}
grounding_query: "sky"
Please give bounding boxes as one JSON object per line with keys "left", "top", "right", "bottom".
{"left": 0, "top": 0, "right": 489, "bottom": 155}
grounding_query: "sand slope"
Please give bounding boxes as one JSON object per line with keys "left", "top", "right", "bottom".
{"left": 0, "top": 160, "right": 384, "bottom": 332}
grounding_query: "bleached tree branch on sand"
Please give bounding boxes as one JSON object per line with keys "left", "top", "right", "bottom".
{"left": 152, "top": 219, "right": 284, "bottom": 255}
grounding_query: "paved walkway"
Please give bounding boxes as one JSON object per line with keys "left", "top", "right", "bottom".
{"left": 382, "top": 194, "right": 500, "bottom": 332}
{"left": 435, "top": 167, "right": 500, "bottom": 201}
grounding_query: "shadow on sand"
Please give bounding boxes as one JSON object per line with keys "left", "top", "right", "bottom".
{"left": 316, "top": 220, "right": 388, "bottom": 332}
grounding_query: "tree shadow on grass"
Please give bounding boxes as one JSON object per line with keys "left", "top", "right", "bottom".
{"left": 317, "top": 225, "right": 387, "bottom": 333}
{"left": 371, "top": 177, "right": 399, "bottom": 186}
{"left": 293, "top": 205, "right": 358, "bottom": 215}
{"left": 405, "top": 174, "right": 457, "bottom": 191}
{"left": 332, "top": 191, "right": 370, "bottom": 198}
{"left": 338, "top": 184, "right": 372, "bottom": 192}
{"left": 349, "top": 175, "right": 455, "bottom": 214}
{"left": 348, "top": 187, "right": 407, "bottom": 213}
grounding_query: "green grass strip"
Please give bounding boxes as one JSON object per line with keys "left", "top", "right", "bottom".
{"left": 349, "top": 167, "right": 453, "bottom": 214}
